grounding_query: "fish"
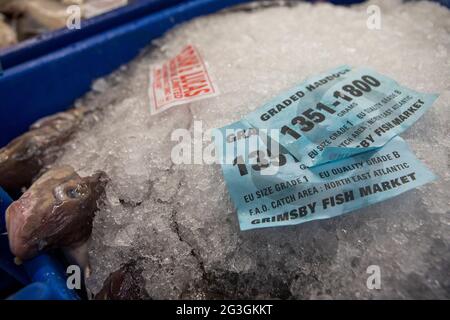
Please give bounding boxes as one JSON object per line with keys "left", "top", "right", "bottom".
{"left": 24, "top": 0, "right": 70, "bottom": 30}
{"left": 0, "top": 0, "right": 128, "bottom": 45}
{"left": 5, "top": 165, "right": 107, "bottom": 266}
{"left": 1, "top": 0, "right": 69, "bottom": 30}
{"left": 0, "top": 13, "right": 17, "bottom": 48}
{"left": 0, "top": 107, "right": 86, "bottom": 194}
{"left": 94, "top": 259, "right": 149, "bottom": 300}
{"left": 0, "top": 0, "right": 28, "bottom": 16}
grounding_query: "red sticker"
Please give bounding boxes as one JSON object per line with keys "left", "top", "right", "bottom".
{"left": 149, "top": 44, "right": 219, "bottom": 115}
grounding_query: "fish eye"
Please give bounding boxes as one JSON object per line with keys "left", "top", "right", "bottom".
{"left": 65, "top": 183, "right": 89, "bottom": 199}
{"left": 66, "top": 187, "right": 80, "bottom": 199}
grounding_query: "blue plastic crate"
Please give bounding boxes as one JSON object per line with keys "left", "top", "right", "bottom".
{"left": 1, "top": 186, "right": 79, "bottom": 300}
{"left": 0, "top": 0, "right": 259, "bottom": 300}
{"left": 0, "top": 0, "right": 187, "bottom": 70}
{"left": 0, "top": 0, "right": 261, "bottom": 148}
{"left": 0, "top": 0, "right": 448, "bottom": 300}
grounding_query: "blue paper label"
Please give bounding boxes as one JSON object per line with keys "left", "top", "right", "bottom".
{"left": 214, "top": 120, "right": 436, "bottom": 231}
{"left": 244, "top": 65, "right": 438, "bottom": 167}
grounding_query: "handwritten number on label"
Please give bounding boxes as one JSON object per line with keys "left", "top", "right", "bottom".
{"left": 316, "top": 102, "right": 336, "bottom": 114}
{"left": 233, "top": 156, "right": 248, "bottom": 176}
{"left": 284, "top": 75, "right": 381, "bottom": 140}
{"left": 362, "top": 75, "right": 381, "bottom": 87}
{"left": 281, "top": 125, "right": 301, "bottom": 139}
{"left": 303, "top": 108, "right": 326, "bottom": 123}
{"left": 334, "top": 75, "right": 381, "bottom": 102}
{"left": 233, "top": 75, "right": 382, "bottom": 176}
{"left": 250, "top": 150, "right": 270, "bottom": 171}
{"left": 333, "top": 90, "right": 353, "bottom": 102}
{"left": 233, "top": 150, "right": 287, "bottom": 176}
{"left": 291, "top": 115, "right": 314, "bottom": 132}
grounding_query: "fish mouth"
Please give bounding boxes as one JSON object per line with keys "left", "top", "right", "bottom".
{"left": 5, "top": 193, "right": 40, "bottom": 260}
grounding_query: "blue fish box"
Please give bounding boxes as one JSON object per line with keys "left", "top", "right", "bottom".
{"left": 0, "top": 0, "right": 267, "bottom": 300}
{"left": 0, "top": 0, "right": 448, "bottom": 300}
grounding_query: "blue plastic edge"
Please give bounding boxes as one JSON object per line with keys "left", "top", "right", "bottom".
{"left": 0, "top": 0, "right": 251, "bottom": 148}
{"left": 7, "top": 282, "right": 60, "bottom": 300}
{"left": 0, "top": 187, "right": 29, "bottom": 285}
{"left": 0, "top": 0, "right": 187, "bottom": 70}
{"left": 0, "top": 0, "right": 448, "bottom": 300}
{"left": 0, "top": 0, "right": 252, "bottom": 300}
{"left": 1, "top": 186, "right": 80, "bottom": 300}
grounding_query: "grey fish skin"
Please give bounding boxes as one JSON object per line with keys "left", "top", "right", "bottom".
{"left": 5, "top": 165, "right": 108, "bottom": 260}
{"left": 0, "top": 0, "right": 68, "bottom": 29}
{"left": 0, "top": 107, "right": 86, "bottom": 194}
{"left": 0, "top": 13, "right": 17, "bottom": 48}
{"left": 94, "top": 259, "right": 149, "bottom": 300}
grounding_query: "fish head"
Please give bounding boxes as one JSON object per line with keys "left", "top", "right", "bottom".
{"left": 6, "top": 165, "right": 107, "bottom": 260}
